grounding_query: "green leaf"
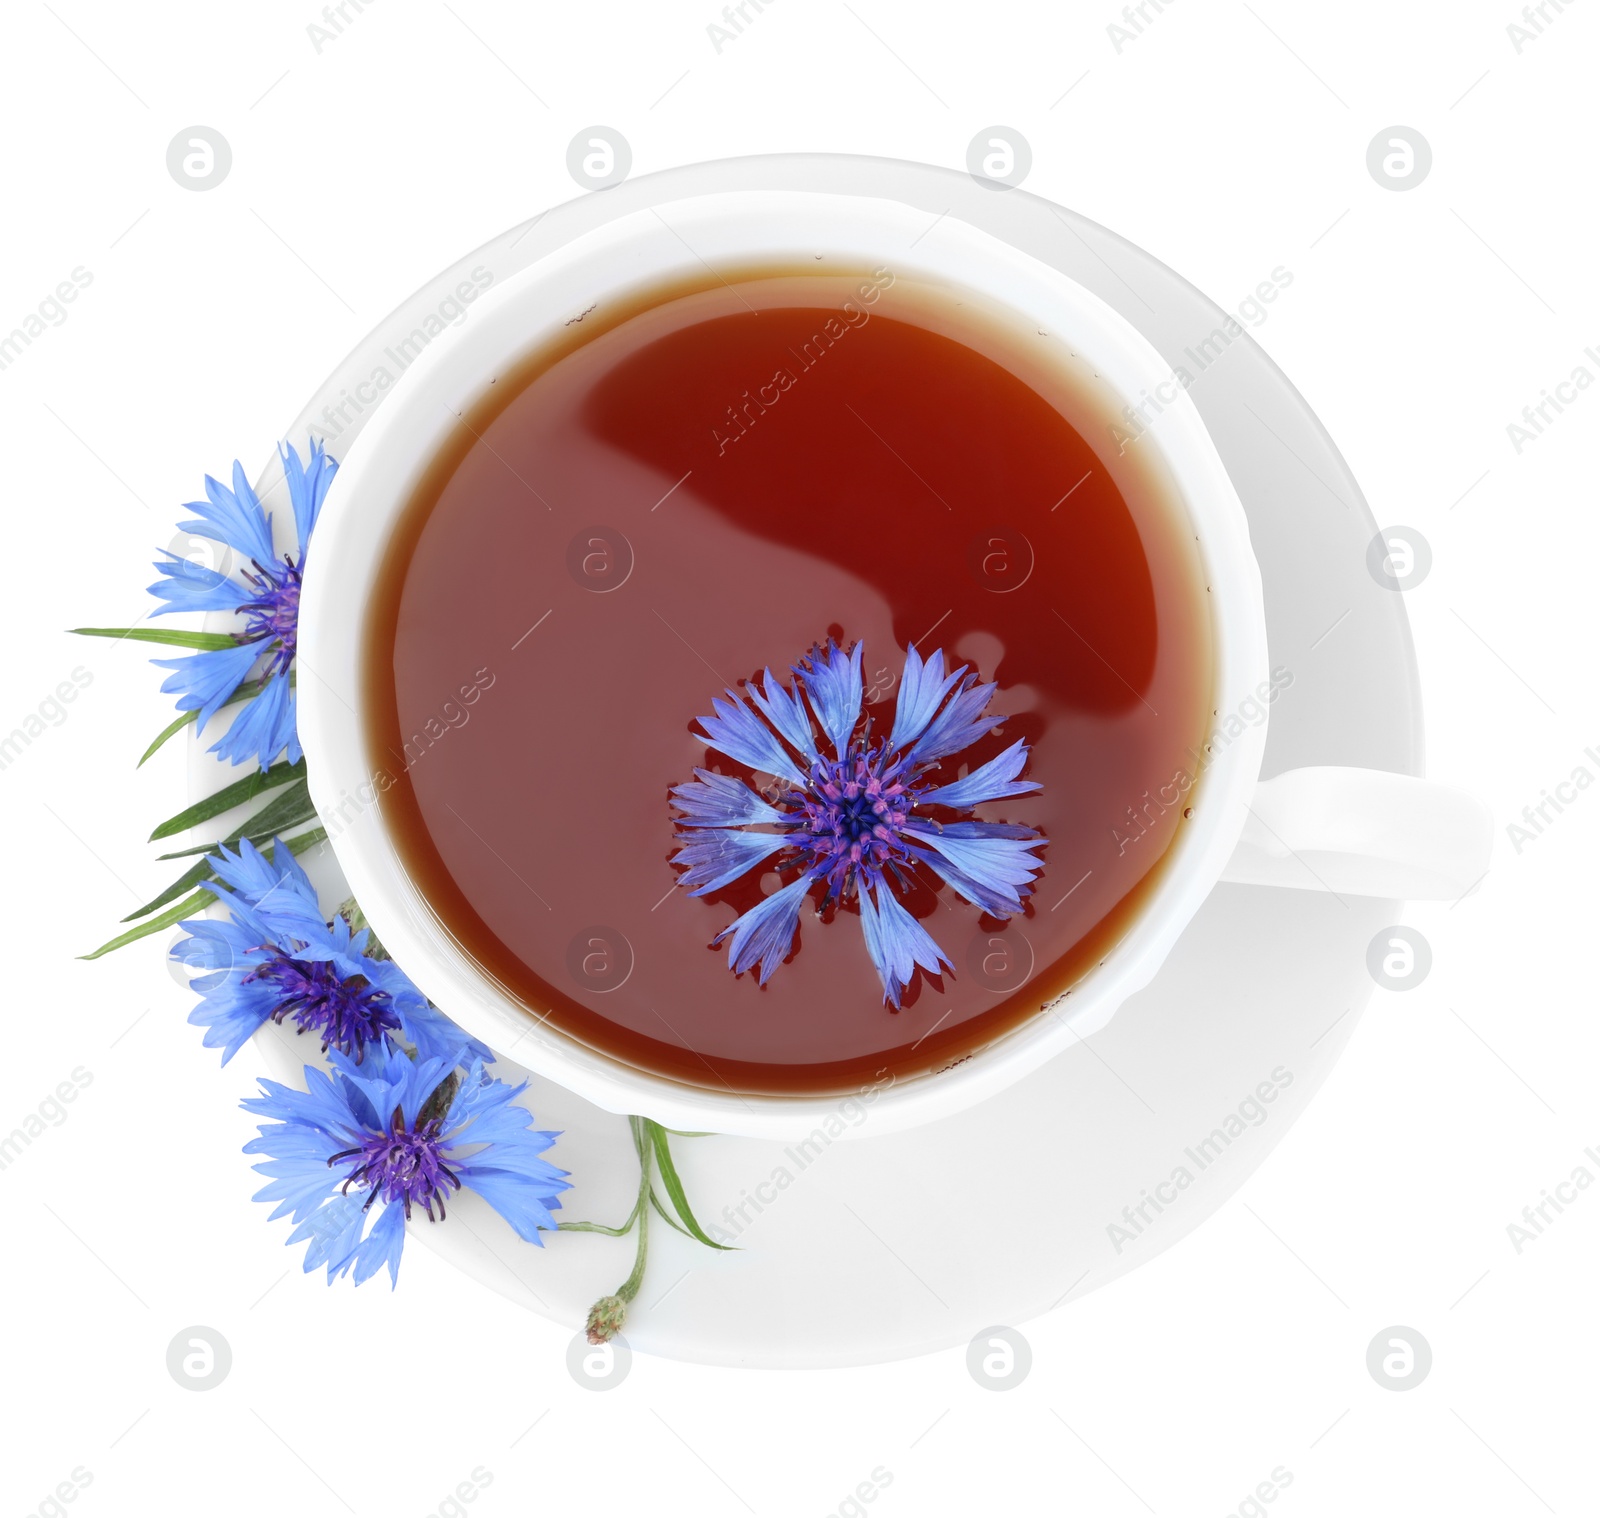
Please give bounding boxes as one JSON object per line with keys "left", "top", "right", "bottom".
{"left": 149, "top": 759, "right": 305, "bottom": 841}
{"left": 79, "top": 889, "right": 214, "bottom": 960}
{"left": 646, "top": 1121, "right": 734, "bottom": 1250}
{"left": 277, "top": 826, "right": 328, "bottom": 859}
{"left": 88, "top": 827, "right": 329, "bottom": 959}
{"left": 138, "top": 708, "right": 199, "bottom": 767}
{"left": 120, "top": 857, "right": 216, "bottom": 922}
{"left": 71, "top": 626, "right": 239, "bottom": 651}
{"left": 156, "top": 781, "right": 316, "bottom": 859}
{"left": 649, "top": 1189, "right": 696, "bottom": 1239}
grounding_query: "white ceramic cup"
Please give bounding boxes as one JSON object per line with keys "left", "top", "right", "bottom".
{"left": 298, "top": 191, "right": 1491, "bottom": 1140}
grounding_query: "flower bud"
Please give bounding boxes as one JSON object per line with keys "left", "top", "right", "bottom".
{"left": 585, "top": 1293, "right": 628, "bottom": 1344}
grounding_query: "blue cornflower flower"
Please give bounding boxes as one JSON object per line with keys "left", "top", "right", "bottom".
{"left": 148, "top": 440, "right": 337, "bottom": 772}
{"left": 242, "top": 1043, "right": 570, "bottom": 1287}
{"left": 171, "top": 837, "right": 491, "bottom": 1069}
{"left": 670, "top": 641, "right": 1046, "bottom": 1008}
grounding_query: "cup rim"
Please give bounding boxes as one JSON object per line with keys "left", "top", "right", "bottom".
{"left": 297, "top": 188, "right": 1269, "bottom": 1139}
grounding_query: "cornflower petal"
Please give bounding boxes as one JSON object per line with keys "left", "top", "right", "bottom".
{"left": 906, "top": 674, "right": 1005, "bottom": 767}
{"left": 146, "top": 553, "right": 246, "bottom": 617}
{"left": 918, "top": 738, "right": 1042, "bottom": 809}
{"left": 242, "top": 1045, "right": 569, "bottom": 1286}
{"left": 899, "top": 842, "right": 1019, "bottom": 918}
{"left": 204, "top": 836, "right": 316, "bottom": 910}
{"left": 747, "top": 668, "right": 819, "bottom": 767}
{"left": 286, "top": 1190, "right": 368, "bottom": 1281}
{"left": 153, "top": 641, "right": 262, "bottom": 734}
{"left": 181, "top": 467, "right": 276, "bottom": 567}
{"left": 859, "top": 884, "right": 952, "bottom": 1008}
{"left": 695, "top": 692, "right": 807, "bottom": 784}
{"left": 902, "top": 826, "right": 1044, "bottom": 913}
{"left": 714, "top": 874, "right": 811, "bottom": 984}
{"left": 887, "top": 644, "right": 965, "bottom": 754}
{"left": 207, "top": 669, "right": 296, "bottom": 769}
{"left": 279, "top": 438, "right": 337, "bottom": 560}
{"left": 671, "top": 828, "right": 791, "bottom": 895}
{"left": 795, "top": 640, "right": 864, "bottom": 757}
{"left": 350, "top": 1202, "right": 407, "bottom": 1287}
{"left": 670, "top": 768, "right": 787, "bottom": 828}
{"left": 152, "top": 442, "right": 329, "bottom": 772}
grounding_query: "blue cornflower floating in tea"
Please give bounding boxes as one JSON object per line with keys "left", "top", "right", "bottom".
{"left": 147, "top": 440, "right": 336, "bottom": 771}
{"left": 671, "top": 641, "right": 1047, "bottom": 1007}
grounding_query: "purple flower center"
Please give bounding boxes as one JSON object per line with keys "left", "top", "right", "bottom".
{"left": 237, "top": 558, "right": 303, "bottom": 680}
{"left": 247, "top": 952, "right": 400, "bottom": 1056}
{"left": 329, "top": 1109, "right": 461, "bottom": 1221}
{"left": 790, "top": 744, "right": 920, "bottom": 905}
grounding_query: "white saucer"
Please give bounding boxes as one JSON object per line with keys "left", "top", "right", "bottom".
{"left": 209, "top": 154, "right": 1420, "bottom": 1368}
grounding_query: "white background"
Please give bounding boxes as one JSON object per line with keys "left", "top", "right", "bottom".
{"left": 2, "top": 1, "right": 1596, "bottom": 1514}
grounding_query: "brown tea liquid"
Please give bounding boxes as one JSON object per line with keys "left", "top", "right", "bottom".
{"left": 364, "top": 264, "right": 1215, "bottom": 1094}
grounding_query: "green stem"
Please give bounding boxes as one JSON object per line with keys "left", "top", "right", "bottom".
{"left": 569, "top": 1117, "right": 731, "bottom": 1342}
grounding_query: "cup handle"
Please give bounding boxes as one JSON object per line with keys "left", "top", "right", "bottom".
{"left": 1219, "top": 766, "right": 1493, "bottom": 900}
